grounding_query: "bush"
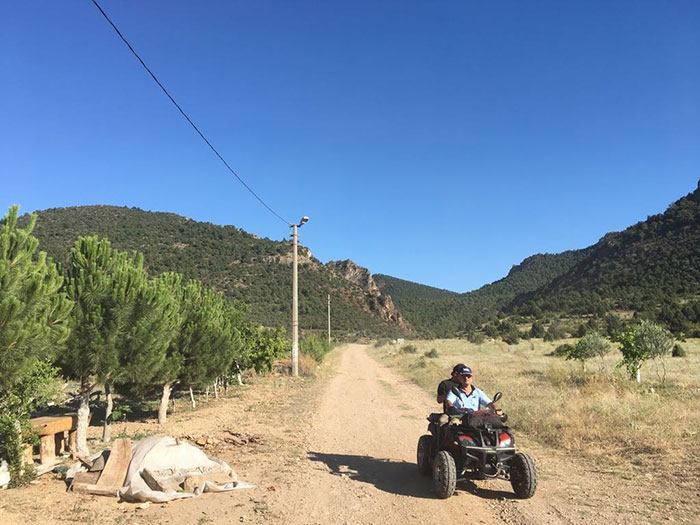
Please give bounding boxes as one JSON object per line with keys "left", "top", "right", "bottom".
{"left": 401, "top": 344, "right": 417, "bottom": 354}
{"left": 568, "top": 331, "right": 611, "bottom": 371}
{"left": 530, "top": 321, "right": 545, "bottom": 339}
{"left": 552, "top": 343, "right": 575, "bottom": 357}
{"left": 467, "top": 331, "right": 485, "bottom": 344}
{"left": 424, "top": 348, "right": 439, "bottom": 358}
{"left": 544, "top": 322, "right": 567, "bottom": 342}
{"left": 298, "top": 353, "right": 319, "bottom": 376}
{"left": 672, "top": 343, "right": 686, "bottom": 357}
{"left": 300, "top": 333, "right": 333, "bottom": 363}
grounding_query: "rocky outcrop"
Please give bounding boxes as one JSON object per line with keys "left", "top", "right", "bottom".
{"left": 326, "top": 260, "right": 407, "bottom": 328}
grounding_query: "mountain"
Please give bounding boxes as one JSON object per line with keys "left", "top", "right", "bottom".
{"left": 511, "top": 181, "right": 700, "bottom": 316}
{"left": 376, "top": 249, "right": 591, "bottom": 337}
{"left": 374, "top": 274, "right": 458, "bottom": 301}
{"left": 379, "top": 181, "right": 700, "bottom": 337}
{"left": 22, "top": 206, "right": 407, "bottom": 339}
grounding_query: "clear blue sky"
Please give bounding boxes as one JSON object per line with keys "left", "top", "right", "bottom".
{"left": 2, "top": 1, "right": 699, "bottom": 292}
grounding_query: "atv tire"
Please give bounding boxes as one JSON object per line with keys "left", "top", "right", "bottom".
{"left": 433, "top": 450, "right": 456, "bottom": 499}
{"left": 417, "top": 435, "right": 433, "bottom": 476}
{"left": 510, "top": 452, "right": 537, "bottom": 499}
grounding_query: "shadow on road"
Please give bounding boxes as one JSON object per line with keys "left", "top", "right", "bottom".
{"left": 458, "top": 479, "right": 518, "bottom": 500}
{"left": 308, "top": 451, "right": 434, "bottom": 498}
{"left": 308, "top": 451, "right": 518, "bottom": 500}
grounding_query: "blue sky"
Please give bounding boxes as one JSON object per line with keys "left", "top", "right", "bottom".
{"left": 2, "top": 1, "right": 699, "bottom": 292}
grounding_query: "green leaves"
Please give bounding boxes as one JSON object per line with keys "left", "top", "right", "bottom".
{"left": 617, "top": 321, "right": 674, "bottom": 382}
{"left": 0, "top": 205, "right": 70, "bottom": 486}
{"left": 0, "top": 205, "right": 70, "bottom": 407}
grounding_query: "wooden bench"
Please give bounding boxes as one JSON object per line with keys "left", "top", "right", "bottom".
{"left": 29, "top": 414, "right": 82, "bottom": 464}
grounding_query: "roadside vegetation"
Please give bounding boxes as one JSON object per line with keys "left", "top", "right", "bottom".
{"left": 369, "top": 335, "right": 699, "bottom": 473}
{"left": 0, "top": 206, "right": 291, "bottom": 487}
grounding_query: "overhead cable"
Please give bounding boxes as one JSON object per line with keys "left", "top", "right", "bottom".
{"left": 90, "top": 0, "right": 291, "bottom": 226}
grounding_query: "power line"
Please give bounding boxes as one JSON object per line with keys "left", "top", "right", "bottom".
{"left": 90, "top": 0, "right": 291, "bottom": 226}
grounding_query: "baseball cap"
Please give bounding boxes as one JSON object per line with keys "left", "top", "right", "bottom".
{"left": 454, "top": 364, "right": 473, "bottom": 376}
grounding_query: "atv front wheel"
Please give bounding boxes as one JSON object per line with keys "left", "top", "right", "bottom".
{"left": 417, "top": 435, "right": 433, "bottom": 476}
{"left": 510, "top": 452, "right": 537, "bottom": 499}
{"left": 433, "top": 450, "right": 456, "bottom": 499}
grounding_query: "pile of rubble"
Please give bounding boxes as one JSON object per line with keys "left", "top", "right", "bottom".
{"left": 63, "top": 435, "right": 253, "bottom": 502}
{"left": 181, "top": 431, "right": 264, "bottom": 448}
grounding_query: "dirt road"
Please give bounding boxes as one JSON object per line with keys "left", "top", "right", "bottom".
{"left": 262, "top": 343, "right": 502, "bottom": 524}
{"left": 7, "top": 344, "right": 664, "bottom": 524}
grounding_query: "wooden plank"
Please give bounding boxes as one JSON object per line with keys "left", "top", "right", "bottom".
{"left": 94, "top": 438, "right": 131, "bottom": 491}
{"left": 39, "top": 434, "right": 55, "bottom": 464}
{"left": 71, "top": 470, "right": 100, "bottom": 492}
{"left": 68, "top": 430, "right": 77, "bottom": 457}
{"left": 30, "top": 415, "right": 78, "bottom": 436}
{"left": 72, "top": 484, "right": 120, "bottom": 497}
{"left": 55, "top": 432, "right": 66, "bottom": 455}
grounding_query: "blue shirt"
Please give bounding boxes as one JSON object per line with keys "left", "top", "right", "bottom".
{"left": 446, "top": 386, "right": 492, "bottom": 413}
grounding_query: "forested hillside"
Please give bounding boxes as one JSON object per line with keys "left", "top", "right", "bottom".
{"left": 376, "top": 249, "right": 591, "bottom": 337}
{"left": 511, "top": 182, "right": 700, "bottom": 318}
{"left": 380, "top": 181, "right": 700, "bottom": 337}
{"left": 24, "top": 206, "right": 406, "bottom": 338}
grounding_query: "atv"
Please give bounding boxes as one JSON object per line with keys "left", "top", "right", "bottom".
{"left": 417, "top": 392, "right": 537, "bottom": 499}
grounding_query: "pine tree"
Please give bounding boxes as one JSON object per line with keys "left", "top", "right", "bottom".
{"left": 60, "top": 236, "right": 145, "bottom": 454}
{"left": 117, "top": 272, "right": 184, "bottom": 424}
{"left": 0, "top": 206, "right": 72, "bottom": 484}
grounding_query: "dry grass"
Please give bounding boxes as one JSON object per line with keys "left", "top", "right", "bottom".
{"left": 369, "top": 337, "right": 700, "bottom": 468}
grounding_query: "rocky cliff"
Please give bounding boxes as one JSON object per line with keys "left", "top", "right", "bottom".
{"left": 326, "top": 260, "right": 407, "bottom": 329}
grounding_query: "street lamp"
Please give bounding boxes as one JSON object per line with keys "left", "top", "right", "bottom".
{"left": 291, "top": 216, "right": 309, "bottom": 377}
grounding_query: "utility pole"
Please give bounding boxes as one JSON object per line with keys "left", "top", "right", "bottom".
{"left": 327, "top": 294, "right": 331, "bottom": 345}
{"left": 291, "top": 216, "right": 308, "bottom": 377}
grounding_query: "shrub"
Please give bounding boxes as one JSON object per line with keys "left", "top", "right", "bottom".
{"left": 401, "top": 344, "right": 417, "bottom": 354}
{"left": 552, "top": 343, "right": 575, "bottom": 357}
{"left": 672, "top": 343, "right": 686, "bottom": 357}
{"left": 568, "top": 331, "right": 611, "bottom": 371}
{"left": 424, "top": 348, "right": 439, "bottom": 358}
{"left": 467, "top": 331, "right": 485, "bottom": 344}
{"left": 544, "top": 322, "right": 567, "bottom": 342}
{"left": 298, "top": 353, "right": 319, "bottom": 376}
{"left": 530, "top": 321, "right": 545, "bottom": 339}
{"left": 300, "top": 333, "right": 333, "bottom": 363}
{"left": 618, "top": 321, "right": 674, "bottom": 383}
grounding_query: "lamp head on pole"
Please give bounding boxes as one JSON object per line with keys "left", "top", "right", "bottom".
{"left": 298, "top": 216, "right": 309, "bottom": 227}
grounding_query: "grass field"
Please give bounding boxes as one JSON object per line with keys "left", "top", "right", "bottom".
{"left": 369, "top": 337, "right": 700, "bottom": 470}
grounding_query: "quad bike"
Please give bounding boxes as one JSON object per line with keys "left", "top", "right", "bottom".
{"left": 416, "top": 392, "right": 537, "bottom": 499}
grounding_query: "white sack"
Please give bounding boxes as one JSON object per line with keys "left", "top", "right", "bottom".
{"left": 119, "top": 436, "right": 236, "bottom": 503}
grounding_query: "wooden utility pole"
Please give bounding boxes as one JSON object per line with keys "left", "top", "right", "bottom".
{"left": 327, "top": 294, "right": 331, "bottom": 345}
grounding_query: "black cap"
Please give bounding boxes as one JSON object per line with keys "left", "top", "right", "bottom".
{"left": 454, "top": 364, "right": 473, "bottom": 376}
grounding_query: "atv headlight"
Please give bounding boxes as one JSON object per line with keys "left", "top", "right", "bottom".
{"left": 498, "top": 432, "right": 512, "bottom": 447}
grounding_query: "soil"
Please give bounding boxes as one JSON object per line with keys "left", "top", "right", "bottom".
{"left": 1, "top": 344, "right": 697, "bottom": 524}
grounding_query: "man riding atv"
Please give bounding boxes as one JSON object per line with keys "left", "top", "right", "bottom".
{"left": 444, "top": 364, "right": 501, "bottom": 417}
{"left": 417, "top": 366, "right": 537, "bottom": 499}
